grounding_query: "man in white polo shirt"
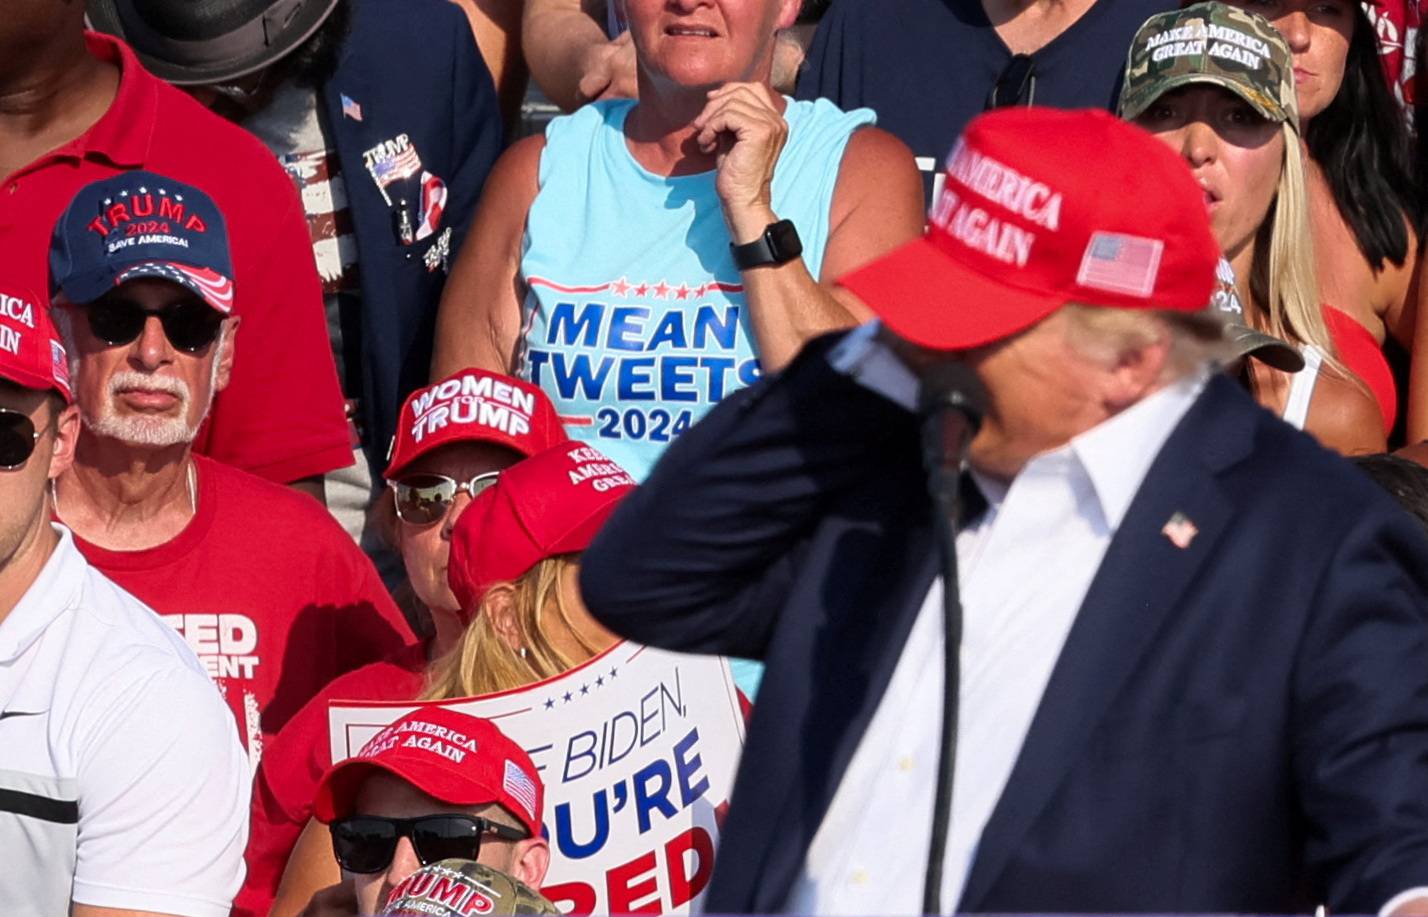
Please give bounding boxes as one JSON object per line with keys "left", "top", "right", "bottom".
{"left": 0, "top": 282, "right": 247, "bottom": 916}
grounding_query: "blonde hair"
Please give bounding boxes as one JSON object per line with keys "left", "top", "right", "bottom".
{"left": 422, "top": 555, "right": 597, "bottom": 699}
{"left": 1256, "top": 126, "right": 1333, "bottom": 359}
{"left": 1061, "top": 304, "right": 1235, "bottom": 381}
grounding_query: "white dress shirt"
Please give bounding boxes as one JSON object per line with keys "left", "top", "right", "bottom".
{"left": 789, "top": 326, "right": 1205, "bottom": 914}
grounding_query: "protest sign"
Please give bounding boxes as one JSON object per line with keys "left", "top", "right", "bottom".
{"left": 329, "top": 643, "right": 745, "bottom": 915}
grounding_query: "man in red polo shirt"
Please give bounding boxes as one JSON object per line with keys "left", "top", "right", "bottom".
{"left": 0, "top": 1, "right": 349, "bottom": 492}
{"left": 47, "top": 170, "right": 412, "bottom": 768}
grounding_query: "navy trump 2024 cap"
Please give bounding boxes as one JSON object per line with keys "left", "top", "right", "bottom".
{"left": 49, "top": 170, "right": 235, "bottom": 314}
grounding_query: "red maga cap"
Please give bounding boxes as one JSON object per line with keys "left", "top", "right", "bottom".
{"left": 313, "top": 706, "right": 544, "bottom": 837}
{"left": 385, "top": 369, "right": 567, "bottom": 480}
{"left": 447, "top": 441, "right": 635, "bottom": 614}
{"left": 838, "top": 107, "right": 1219, "bottom": 351}
{"left": 0, "top": 283, "right": 72, "bottom": 403}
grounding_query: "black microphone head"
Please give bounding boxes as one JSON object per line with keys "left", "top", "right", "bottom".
{"left": 917, "top": 359, "right": 987, "bottom": 429}
{"left": 379, "top": 859, "right": 560, "bottom": 917}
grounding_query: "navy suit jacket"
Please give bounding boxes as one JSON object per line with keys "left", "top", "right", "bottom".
{"left": 581, "top": 333, "right": 1428, "bottom": 913}
{"left": 320, "top": 0, "right": 501, "bottom": 471}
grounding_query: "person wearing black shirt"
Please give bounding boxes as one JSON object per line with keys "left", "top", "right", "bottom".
{"left": 796, "top": 0, "right": 1173, "bottom": 203}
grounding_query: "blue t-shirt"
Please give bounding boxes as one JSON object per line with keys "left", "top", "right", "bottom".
{"left": 517, "top": 97, "right": 873, "bottom": 480}
{"left": 796, "top": 0, "right": 1174, "bottom": 203}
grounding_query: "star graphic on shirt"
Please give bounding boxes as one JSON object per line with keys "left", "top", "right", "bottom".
{"left": 609, "top": 667, "right": 619, "bottom": 680}
{"left": 595, "top": 676, "right": 605, "bottom": 688}
{"left": 580, "top": 683, "right": 590, "bottom": 695}
{"left": 633, "top": 283, "right": 649, "bottom": 297}
{"left": 675, "top": 283, "right": 691, "bottom": 300}
{"left": 653, "top": 280, "right": 671, "bottom": 299}
{"left": 612, "top": 277, "right": 631, "bottom": 296}
{"left": 544, "top": 698, "right": 555, "bottom": 710}
{"left": 563, "top": 691, "right": 573, "bottom": 703}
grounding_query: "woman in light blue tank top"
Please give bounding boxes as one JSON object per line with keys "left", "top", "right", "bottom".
{"left": 432, "top": 0, "right": 926, "bottom": 695}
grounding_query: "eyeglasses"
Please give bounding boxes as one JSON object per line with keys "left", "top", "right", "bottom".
{"left": 330, "top": 815, "right": 527, "bottom": 874}
{"left": 83, "top": 299, "right": 224, "bottom": 354}
{"left": 392, "top": 471, "right": 501, "bottom": 525}
{"left": 0, "top": 408, "right": 50, "bottom": 470}
{"left": 987, "top": 53, "right": 1037, "bottom": 110}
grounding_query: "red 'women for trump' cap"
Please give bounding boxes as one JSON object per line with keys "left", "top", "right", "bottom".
{"left": 838, "top": 107, "right": 1219, "bottom": 352}
{"left": 385, "top": 368, "right": 567, "bottom": 480}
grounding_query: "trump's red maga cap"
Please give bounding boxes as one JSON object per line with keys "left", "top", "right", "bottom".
{"left": 313, "top": 706, "right": 544, "bottom": 837}
{"left": 838, "top": 107, "right": 1219, "bottom": 351}
{"left": 385, "top": 369, "right": 567, "bottom": 480}
{"left": 447, "top": 441, "right": 635, "bottom": 614}
{"left": 0, "top": 283, "right": 72, "bottom": 402}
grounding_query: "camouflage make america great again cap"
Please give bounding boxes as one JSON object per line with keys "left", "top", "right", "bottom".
{"left": 1119, "top": 1, "right": 1299, "bottom": 131}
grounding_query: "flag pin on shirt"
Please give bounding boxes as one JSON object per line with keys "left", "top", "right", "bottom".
{"left": 341, "top": 93, "right": 363, "bottom": 121}
{"left": 1161, "top": 511, "right": 1199, "bottom": 549}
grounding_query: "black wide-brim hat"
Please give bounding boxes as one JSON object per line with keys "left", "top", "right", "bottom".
{"left": 87, "top": 0, "right": 341, "bottom": 86}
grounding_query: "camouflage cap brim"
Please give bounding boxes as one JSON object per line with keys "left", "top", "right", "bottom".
{"left": 1119, "top": 71, "right": 1289, "bottom": 127}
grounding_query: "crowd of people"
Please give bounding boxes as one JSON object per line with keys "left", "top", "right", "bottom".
{"left": 3, "top": 0, "right": 1428, "bottom": 915}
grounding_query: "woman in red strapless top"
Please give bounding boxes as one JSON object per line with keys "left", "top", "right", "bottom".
{"left": 1125, "top": 34, "right": 1386, "bottom": 455}
{"left": 1325, "top": 306, "right": 1397, "bottom": 434}
{"left": 1219, "top": 0, "right": 1417, "bottom": 437}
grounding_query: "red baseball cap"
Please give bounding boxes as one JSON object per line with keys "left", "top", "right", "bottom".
{"left": 447, "top": 442, "right": 636, "bottom": 614}
{"left": 838, "top": 107, "right": 1219, "bottom": 351}
{"left": 0, "top": 284, "right": 72, "bottom": 403}
{"left": 385, "top": 368, "right": 567, "bottom": 480}
{"left": 313, "top": 706, "right": 544, "bottom": 837}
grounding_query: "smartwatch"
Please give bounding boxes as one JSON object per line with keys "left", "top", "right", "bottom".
{"left": 731, "top": 219, "right": 803, "bottom": 270}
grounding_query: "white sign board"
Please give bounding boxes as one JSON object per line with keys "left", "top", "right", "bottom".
{"left": 329, "top": 643, "right": 745, "bottom": 914}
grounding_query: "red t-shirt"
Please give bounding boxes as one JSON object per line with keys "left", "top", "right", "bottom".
{"left": 0, "top": 33, "right": 351, "bottom": 484}
{"left": 69, "top": 455, "right": 414, "bottom": 765}
{"left": 236, "top": 643, "right": 429, "bottom": 917}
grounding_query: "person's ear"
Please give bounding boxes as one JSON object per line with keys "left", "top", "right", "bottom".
{"left": 484, "top": 585, "right": 523, "bottom": 650}
{"left": 775, "top": 0, "right": 801, "bottom": 31}
{"left": 213, "top": 315, "right": 241, "bottom": 392}
{"left": 1105, "top": 333, "right": 1171, "bottom": 411}
{"left": 510, "top": 836, "right": 551, "bottom": 888}
{"left": 47, "top": 402, "right": 81, "bottom": 481}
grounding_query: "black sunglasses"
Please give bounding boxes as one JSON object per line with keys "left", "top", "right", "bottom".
{"left": 0, "top": 408, "right": 50, "bottom": 470}
{"left": 83, "top": 298, "right": 224, "bottom": 354}
{"left": 330, "top": 815, "right": 527, "bottom": 874}
{"left": 392, "top": 471, "right": 501, "bottom": 525}
{"left": 987, "top": 53, "right": 1037, "bottom": 110}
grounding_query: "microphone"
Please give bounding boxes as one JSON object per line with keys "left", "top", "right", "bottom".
{"left": 916, "top": 359, "right": 985, "bottom": 915}
{"left": 379, "top": 859, "right": 560, "bottom": 917}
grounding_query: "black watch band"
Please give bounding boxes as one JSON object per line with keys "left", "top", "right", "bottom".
{"left": 730, "top": 219, "right": 803, "bottom": 270}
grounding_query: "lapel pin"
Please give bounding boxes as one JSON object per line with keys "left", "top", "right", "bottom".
{"left": 1159, "top": 511, "right": 1193, "bottom": 545}
{"left": 341, "top": 93, "right": 363, "bottom": 121}
{"left": 1161, "top": 511, "right": 1199, "bottom": 549}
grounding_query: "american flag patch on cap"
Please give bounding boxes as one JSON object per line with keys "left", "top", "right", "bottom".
{"left": 502, "top": 759, "right": 538, "bottom": 822}
{"left": 1076, "top": 232, "right": 1165, "bottom": 298}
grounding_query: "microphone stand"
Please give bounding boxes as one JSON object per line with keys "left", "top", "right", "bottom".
{"left": 918, "top": 363, "right": 984, "bottom": 915}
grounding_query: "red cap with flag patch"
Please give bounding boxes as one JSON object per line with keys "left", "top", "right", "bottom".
{"left": 385, "top": 369, "right": 567, "bottom": 480}
{"left": 837, "top": 107, "right": 1219, "bottom": 351}
{"left": 314, "top": 706, "right": 544, "bottom": 837}
{"left": 0, "top": 283, "right": 72, "bottom": 402}
{"left": 447, "top": 441, "right": 635, "bottom": 615}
